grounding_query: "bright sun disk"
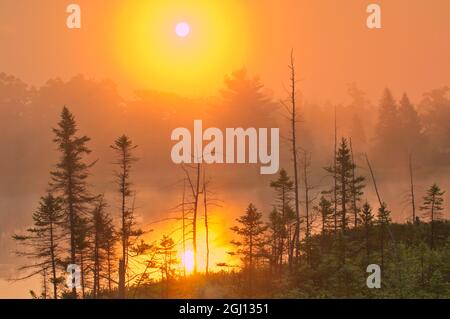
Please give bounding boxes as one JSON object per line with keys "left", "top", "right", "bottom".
{"left": 182, "top": 250, "right": 195, "bottom": 273}
{"left": 175, "top": 22, "right": 190, "bottom": 37}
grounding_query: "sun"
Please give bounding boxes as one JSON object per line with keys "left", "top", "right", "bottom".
{"left": 175, "top": 22, "right": 190, "bottom": 38}
{"left": 182, "top": 250, "right": 195, "bottom": 273}
{"left": 115, "top": 1, "right": 250, "bottom": 95}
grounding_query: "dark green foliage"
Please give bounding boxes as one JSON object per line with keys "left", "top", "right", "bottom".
{"left": 269, "top": 169, "right": 296, "bottom": 268}
{"left": 421, "top": 183, "right": 445, "bottom": 249}
{"left": 91, "top": 196, "right": 116, "bottom": 298}
{"left": 50, "top": 106, "right": 94, "bottom": 297}
{"left": 314, "top": 196, "right": 334, "bottom": 235}
{"left": 125, "top": 222, "right": 450, "bottom": 299}
{"left": 359, "top": 202, "right": 375, "bottom": 260}
{"left": 325, "top": 138, "right": 365, "bottom": 232}
{"left": 230, "top": 203, "right": 268, "bottom": 296}
{"left": 13, "top": 193, "right": 65, "bottom": 299}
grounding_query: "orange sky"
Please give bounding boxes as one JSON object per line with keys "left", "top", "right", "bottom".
{"left": 0, "top": 0, "right": 449, "bottom": 102}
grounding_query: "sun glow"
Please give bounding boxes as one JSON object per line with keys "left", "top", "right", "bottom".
{"left": 181, "top": 250, "right": 195, "bottom": 273}
{"left": 114, "top": 0, "right": 250, "bottom": 95}
{"left": 175, "top": 22, "right": 190, "bottom": 38}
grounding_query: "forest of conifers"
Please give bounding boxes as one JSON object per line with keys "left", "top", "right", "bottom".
{"left": 2, "top": 61, "right": 450, "bottom": 299}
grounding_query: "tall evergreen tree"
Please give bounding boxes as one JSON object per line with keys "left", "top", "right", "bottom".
{"left": 325, "top": 138, "right": 365, "bottom": 233}
{"left": 359, "top": 202, "right": 375, "bottom": 260}
{"left": 230, "top": 204, "right": 268, "bottom": 295}
{"left": 398, "top": 93, "right": 423, "bottom": 154}
{"left": 111, "top": 134, "right": 140, "bottom": 298}
{"left": 268, "top": 208, "right": 283, "bottom": 270}
{"left": 314, "top": 196, "right": 334, "bottom": 236}
{"left": 349, "top": 114, "right": 367, "bottom": 147}
{"left": 270, "top": 169, "right": 294, "bottom": 266}
{"left": 50, "top": 106, "right": 94, "bottom": 298}
{"left": 420, "top": 184, "right": 445, "bottom": 249}
{"left": 349, "top": 139, "right": 365, "bottom": 228}
{"left": 313, "top": 196, "right": 334, "bottom": 251}
{"left": 420, "top": 87, "right": 450, "bottom": 159}
{"left": 13, "top": 194, "right": 64, "bottom": 299}
{"left": 373, "top": 89, "right": 400, "bottom": 164}
{"left": 91, "top": 195, "right": 115, "bottom": 298}
{"left": 220, "top": 68, "right": 275, "bottom": 127}
{"left": 376, "top": 203, "right": 392, "bottom": 271}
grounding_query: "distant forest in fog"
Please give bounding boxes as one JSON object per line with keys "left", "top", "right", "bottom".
{"left": 1, "top": 68, "right": 450, "bottom": 298}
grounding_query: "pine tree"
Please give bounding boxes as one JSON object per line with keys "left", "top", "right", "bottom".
{"left": 314, "top": 196, "right": 334, "bottom": 236}
{"left": 74, "top": 216, "right": 90, "bottom": 299}
{"left": 347, "top": 83, "right": 371, "bottom": 147}
{"left": 230, "top": 204, "right": 268, "bottom": 295}
{"left": 220, "top": 68, "right": 275, "bottom": 127}
{"left": 349, "top": 138, "right": 365, "bottom": 228}
{"left": 111, "top": 134, "right": 141, "bottom": 298}
{"left": 420, "top": 87, "right": 450, "bottom": 159}
{"left": 398, "top": 93, "right": 423, "bottom": 154}
{"left": 103, "top": 215, "right": 117, "bottom": 293}
{"left": 325, "top": 138, "right": 365, "bottom": 233}
{"left": 349, "top": 114, "right": 367, "bottom": 147}
{"left": 373, "top": 89, "right": 400, "bottom": 164}
{"left": 420, "top": 184, "right": 445, "bottom": 249}
{"left": 12, "top": 194, "right": 64, "bottom": 299}
{"left": 359, "top": 202, "right": 375, "bottom": 260}
{"left": 376, "top": 203, "right": 392, "bottom": 271}
{"left": 313, "top": 196, "right": 334, "bottom": 253}
{"left": 269, "top": 169, "right": 294, "bottom": 267}
{"left": 91, "top": 195, "right": 115, "bottom": 298}
{"left": 50, "top": 106, "right": 94, "bottom": 298}
{"left": 268, "top": 208, "right": 283, "bottom": 271}
{"left": 156, "top": 236, "right": 177, "bottom": 298}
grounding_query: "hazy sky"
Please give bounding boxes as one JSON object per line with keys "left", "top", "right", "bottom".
{"left": 0, "top": 0, "right": 449, "bottom": 102}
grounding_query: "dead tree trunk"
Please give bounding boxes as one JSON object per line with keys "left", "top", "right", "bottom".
{"left": 302, "top": 151, "right": 312, "bottom": 266}
{"left": 287, "top": 50, "right": 301, "bottom": 266}
{"left": 203, "top": 171, "right": 210, "bottom": 275}
{"left": 350, "top": 138, "right": 358, "bottom": 228}
{"left": 365, "top": 154, "right": 400, "bottom": 276}
{"left": 409, "top": 153, "right": 416, "bottom": 224}
{"left": 80, "top": 250, "right": 85, "bottom": 299}
{"left": 365, "top": 154, "right": 383, "bottom": 206}
{"left": 107, "top": 242, "right": 112, "bottom": 293}
{"left": 182, "top": 179, "right": 187, "bottom": 277}
{"left": 333, "top": 106, "right": 338, "bottom": 235}
{"left": 193, "top": 164, "right": 200, "bottom": 274}
{"left": 183, "top": 164, "right": 201, "bottom": 275}
{"left": 42, "top": 268, "right": 48, "bottom": 299}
